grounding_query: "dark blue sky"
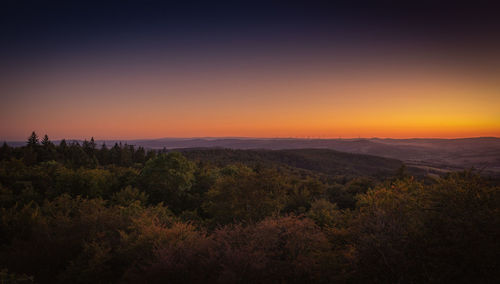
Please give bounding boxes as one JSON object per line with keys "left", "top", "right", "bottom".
{"left": 2, "top": 1, "right": 499, "bottom": 54}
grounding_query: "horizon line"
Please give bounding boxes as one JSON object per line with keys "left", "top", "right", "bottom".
{"left": 3, "top": 135, "right": 500, "bottom": 143}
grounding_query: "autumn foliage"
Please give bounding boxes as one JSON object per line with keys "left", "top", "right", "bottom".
{"left": 0, "top": 134, "right": 499, "bottom": 283}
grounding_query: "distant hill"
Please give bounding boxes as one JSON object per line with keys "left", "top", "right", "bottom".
{"left": 179, "top": 148, "right": 418, "bottom": 178}
{"left": 5, "top": 137, "right": 500, "bottom": 174}
{"left": 130, "top": 137, "right": 500, "bottom": 173}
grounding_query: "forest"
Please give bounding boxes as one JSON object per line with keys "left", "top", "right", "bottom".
{"left": 0, "top": 132, "right": 499, "bottom": 283}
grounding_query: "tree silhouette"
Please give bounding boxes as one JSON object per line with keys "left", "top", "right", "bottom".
{"left": 27, "top": 131, "right": 39, "bottom": 147}
{"left": 41, "top": 134, "right": 50, "bottom": 146}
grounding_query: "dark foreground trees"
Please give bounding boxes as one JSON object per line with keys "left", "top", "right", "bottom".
{"left": 0, "top": 134, "right": 499, "bottom": 283}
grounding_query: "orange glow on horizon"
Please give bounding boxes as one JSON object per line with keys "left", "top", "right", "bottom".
{"left": 1, "top": 53, "right": 499, "bottom": 141}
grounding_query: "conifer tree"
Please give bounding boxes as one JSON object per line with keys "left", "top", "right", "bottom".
{"left": 0, "top": 142, "right": 12, "bottom": 161}
{"left": 82, "top": 139, "right": 90, "bottom": 149}
{"left": 99, "top": 143, "right": 110, "bottom": 165}
{"left": 90, "top": 137, "right": 96, "bottom": 150}
{"left": 82, "top": 139, "right": 94, "bottom": 156}
{"left": 145, "top": 149, "right": 157, "bottom": 161}
{"left": 59, "top": 139, "right": 67, "bottom": 148}
{"left": 41, "top": 134, "right": 50, "bottom": 146}
{"left": 58, "top": 139, "right": 68, "bottom": 162}
{"left": 40, "top": 134, "right": 56, "bottom": 161}
{"left": 135, "top": 146, "right": 146, "bottom": 164}
{"left": 27, "top": 131, "right": 39, "bottom": 147}
{"left": 111, "top": 143, "right": 121, "bottom": 165}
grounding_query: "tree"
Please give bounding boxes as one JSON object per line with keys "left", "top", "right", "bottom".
{"left": 82, "top": 139, "right": 91, "bottom": 155}
{"left": 352, "top": 178, "right": 425, "bottom": 283}
{"left": 24, "top": 132, "right": 40, "bottom": 164}
{"left": 307, "top": 199, "right": 343, "bottom": 228}
{"left": 98, "top": 143, "right": 110, "bottom": 165}
{"left": 0, "top": 142, "right": 12, "bottom": 161}
{"left": 120, "top": 144, "right": 133, "bottom": 167}
{"left": 111, "top": 186, "right": 148, "bottom": 206}
{"left": 208, "top": 216, "right": 335, "bottom": 283}
{"left": 351, "top": 172, "right": 500, "bottom": 283}
{"left": 58, "top": 139, "right": 68, "bottom": 162}
{"left": 89, "top": 137, "right": 96, "bottom": 150}
{"left": 418, "top": 172, "right": 500, "bottom": 282}
{"left": 145, "top": 149, "right": 157, "bottom": 162}
{"left": 82, "top": 138, "right": 98, "bottom": 166}
{"left": 138, "top": 152, "right": 195, "bottom": 211}
{"left": 40, "top": 134, "right": 56, "bottom": 162}
{"left": 134, "top": 146, "right": 146, "bottom": 164}
{"left": 59, "top": 139, "right": 67, "bottom": 148}
{"left": 203, "top": 165, "right": 287, "bottom": 224}
{"left": 27, "top": 131, "right": 39, "bottom": 147}
{"left": 41, "top": 135, "right": 50, "bottom": 146}
{"left": 66, "top": 141, "right": 95, "bottom": 168}
{"left": 110, "top": 143, "right": 121, "bottom": 165}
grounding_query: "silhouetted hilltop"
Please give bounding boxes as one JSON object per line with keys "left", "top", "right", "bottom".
{"left": 121, "top": 137, "right": 500, "bottom": 173}
{"left": 5, "top": 137, "right": 500, "bottom": 174}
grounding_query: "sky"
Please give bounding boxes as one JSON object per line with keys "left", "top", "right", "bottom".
{"left": 1, "top": 1, "right": 500, "bottom": 140}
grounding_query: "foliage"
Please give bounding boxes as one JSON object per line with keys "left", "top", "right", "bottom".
{"left": 138, "top": 152, "right": 195, "bottom": 211}
{"left": 0, "top": 133, "right": 499, "bottom": 283}
{"left": 203, "top": 165, "right": 287, "bottom": 225}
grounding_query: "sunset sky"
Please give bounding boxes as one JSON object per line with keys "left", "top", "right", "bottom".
{"left": 1, "top": 2, "right": 499, "bottom": 140}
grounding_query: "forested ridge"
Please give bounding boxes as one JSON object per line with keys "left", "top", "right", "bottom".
{"left": 0, "top": 132, "right": 499, "bottom": 283}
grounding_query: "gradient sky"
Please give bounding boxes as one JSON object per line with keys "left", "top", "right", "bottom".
{"left": 1, "top": 1, "right": 499, "bottom": 140}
